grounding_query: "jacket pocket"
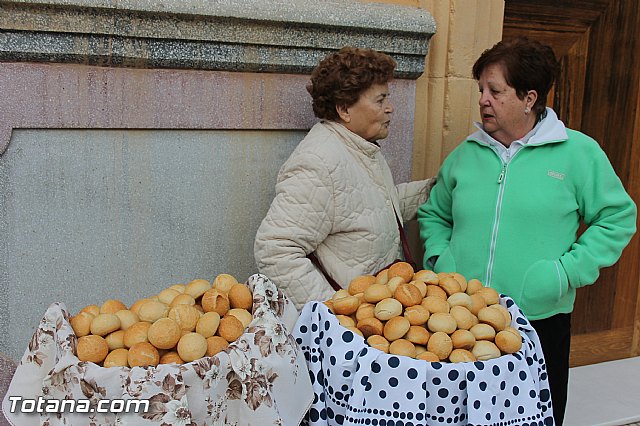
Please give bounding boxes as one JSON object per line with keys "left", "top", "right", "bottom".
{"left": 434, "top": 247, "right": 457, "bottom": 273}
{"left": 519, "top": 259, "right": 569, "bottom": 317}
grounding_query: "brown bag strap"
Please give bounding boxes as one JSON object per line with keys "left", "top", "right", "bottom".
{"left": 393, "top": 206, "right": 416, "bottom": 271}
{"left": 307, "top": 251, "right": 343, "bottom": 291}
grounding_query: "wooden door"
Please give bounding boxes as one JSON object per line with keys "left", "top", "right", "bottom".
{"left": 503, "top": 0, "right": 640, "bottom": 367}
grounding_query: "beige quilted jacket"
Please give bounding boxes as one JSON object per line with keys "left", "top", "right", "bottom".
{"left": 254, "top": 121, "right": 435, "bottom": 310}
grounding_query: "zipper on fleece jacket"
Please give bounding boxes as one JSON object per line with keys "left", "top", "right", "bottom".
{"left": 483, "top": 145, "right": 526, "bottom": 287}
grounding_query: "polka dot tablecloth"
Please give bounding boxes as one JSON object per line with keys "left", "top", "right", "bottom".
{"left": 293, "top": 297, "right": 555, "bottom": 426}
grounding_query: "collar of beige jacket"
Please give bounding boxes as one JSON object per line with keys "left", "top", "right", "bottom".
{"left": 322, "top": 120, "right": 381, "bottom": 158}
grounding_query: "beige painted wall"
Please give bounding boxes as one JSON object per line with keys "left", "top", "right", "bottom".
{"left": 365, "top": 0, "right": 505, "bottom": 180}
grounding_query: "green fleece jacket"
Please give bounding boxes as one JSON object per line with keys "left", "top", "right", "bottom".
{"left": 418, "top": 110, "right": 637, "bottom": 320}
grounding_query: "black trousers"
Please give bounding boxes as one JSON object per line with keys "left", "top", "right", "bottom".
{"left": 530, "top": 313, "right": 572, "bottom": 426}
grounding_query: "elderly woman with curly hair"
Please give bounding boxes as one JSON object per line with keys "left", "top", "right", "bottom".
{"left": 254, "top": 46, "right": 436, "bottom": 310}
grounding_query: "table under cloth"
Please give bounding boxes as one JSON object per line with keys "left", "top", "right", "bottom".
{"left": 2, "top": 273, "right": 314, "bottom": 426}
{"left": 293, "top": 296, "right": 555, "bottom": 426}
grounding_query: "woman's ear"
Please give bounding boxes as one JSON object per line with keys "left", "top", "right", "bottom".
{"left": 526, "top": 90, "right": 538, "bottom": 109}
{"left": 336, "top": 104, "right": 350, "bottom": 123}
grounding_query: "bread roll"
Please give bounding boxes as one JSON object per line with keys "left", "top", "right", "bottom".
{"left": 383, "top": 316, "right": 411, "bottom": 341}
{"left": 422, "top": 296, "right": 450, "bottom": 314}
{"left": 196, "top": 311, "right": 221, "bottom": 338}
{"left": 476, "top": 287, "right": 500, "bottom": 305}
{"left": 450, "top": 272, "right": 468, "bottom": 292}
{"left": 123, "top": 321, "right": 152, "bottom": 348}
{"left": 323, "top": 300, "right": 335, "bottom": 313}
{"left": 227, "top": 308, "right": 253, "bottom": 328}
{"left": 105, "top": 330, "right": 125, "bottom": 351}
{"left": 449, "top": 306, "right": 477, "bottom": 330}
{"left": 138, "top": 300, "right": 169, "bottom": 322}
{"left": 228, "top": 284, "right": 253, "bottom": 310}
{"left": 157, "top": 288, "right": 180, "bottom": 305}
{"left": 355, "top": 303, "right": 375, "bottom": 321}
{"left": 348, "top": 275, "right": 376, "bottom": 295}
{"left": 77, "top": 335, "right": 109, "bottom": 363}
{"left": 409, "top": 280, "right": 427, "bottom": 298}
{"left": 206, "top": 336, "right": 229, "bottom": 357}
{"left": 495, "top": 329, "right": 522, "bottom": 354}
{"left": 469, "top": 293, "right": 487, "bottom": 315}
{"left": 70, "top": 311, "right": 95, "bottom": 337}
{"left": 374, "top": 298, "right": 403, "bottom": 321}
{"left": 169, "top": 304, "right": 201, "bottom": 332}
{"left": 159, "top": 351, "right": 184, "bottom": 365}
{"left": 469, "top": 323, "right": 496, "bottom": 341}
{"left": 129, "top": 298, "right": 151, "bottom": 317}
{"left": 201, "top": 290, "right": 230, "bottom": 316}
{"left": 100, "top": 299, "right": 128, "bottom": 315}
{"left": 336, "top": 314, "right": 356, "bottom": 327}
{"left": 416, "top": 351, "right": 440, "bottom": 362}
{"left": 169, "top": 293, "right": 197, "bottom": 308}
{"left": 427, "top": 331, "right": 453, "bottom": 360}
{"left": 466, "top": 278, "right": 484, "bottom": 295}
{"left": 394, "top": 283, "right": 423, "bottom": 307}
{"left": 451, "top": 329, "right": 476, "bottom": 350}
{"left": 385, "top": 276, "right": 405, "bottom": 294}
{"left": 449, "top": 348, "right": 476, "bottom": 363}
{"left": 168, "top": 284, "right": 186, "bottom": 294}
{"left": 185, "top": 279, "right": 211, "bottom": 299}
{"left": 404, "top": 326, "right": 430, "bottom": 346}
{"left": 472, "top": 340, "right": 501, "bottom": 361}
{"left": 115, "top": 310, "right": 139, "bottom": 331}
{"left": 345, "top": 326, "right": 364, "bottom": 337}
{"left": 213, "top": 274, "right": 238, "bottom": 293}
{"left": 104, "top": 348, "right": 129, "bottom": 368}
{"left": 367, "top": 335, "right": 390, "bottom": 353}
{"left": 148, "top": 317, "right": 182, "bottom": 350}
{"left": 128, "top": 342, "right": 160, "bottom": 367}
{"left": 389, "top": 339, "right": 417, "bottom": 358}
{"left": 427, "top": 313, "right": 457, "bottom": 334}
{"left": 388, "top": 261, "right": 414, "bottom": 283}
{"left": 356, "top": 317, "right": 384, "bottom": 338}
{"left": 478, "top": 307, "right": 506, "bottom": 331}
{"left": 80, "top": 305, "right": 100, "bottom": 317}
{"left": 403, "top": 305, "right": 430, "bottom": 326}
{"left": 489, "top": 304, "right": 512, "bottom": 327}
{"left": 332, "top": 295, "right": 360, "bottom": 315}
{"left": 425, "top": 285, "right": 447, "bottom": 300}
{"left": 217, "top": 315, "right": 244, "bottom": 342}
{"left": 447, "top": 292, "right": 473, "bottom": 310}
{"left": 177, "top": 332, "right": 207, "bottom": 362}
{"left": 364, "top": 284, "right": 393, "bottom": 303}
{"left": 413, "top": 269, "right": 439, "bottom": 285}
{"left": 375, "top": 269, "right": 389, "bottom": 285}
{"left": 439, "top": 276, "right": 462, "bottom": 296}
{"left": 90, "top": 313, "right": 121, "bottom": 337}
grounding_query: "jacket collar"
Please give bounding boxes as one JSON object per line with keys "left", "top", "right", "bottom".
{"left": 322, "top": 120, "right": 381, "bottom": 158}
{"left": 469, "top": 107, "right": 569, "bottom": 147}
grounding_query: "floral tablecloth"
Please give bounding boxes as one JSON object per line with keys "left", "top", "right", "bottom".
{"left": 2, "top": 274, "right": 313, "bottom": 426}
{"left": 293, "top": 296, "right": 555, "bottom": 426}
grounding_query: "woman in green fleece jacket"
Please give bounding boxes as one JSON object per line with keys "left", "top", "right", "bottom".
{"left": 417, "top": 37, "right": 636, "bottom": 426}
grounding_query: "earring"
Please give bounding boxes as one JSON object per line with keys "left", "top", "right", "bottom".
{"left": 524, "top": 107, "right": 530, "bottom": 114}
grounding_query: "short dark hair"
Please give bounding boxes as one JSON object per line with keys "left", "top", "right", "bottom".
{"left": 307, "top": 46, "right": 397, "bottom": 120}
{"left": 472, "top": 37, "right": 561, "bottom": 119}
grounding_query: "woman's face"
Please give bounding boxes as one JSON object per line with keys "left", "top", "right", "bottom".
{"left": 478, "top": 63, "right": 536, "bottom": 146}
{"left": 338, "top": 83, "right": 393, "bottom": 142}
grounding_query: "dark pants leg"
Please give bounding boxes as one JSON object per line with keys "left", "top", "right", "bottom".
{"left": 530, "top": 313, "right": 571, "bottom": 426}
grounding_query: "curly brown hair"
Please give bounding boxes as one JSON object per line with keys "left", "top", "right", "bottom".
{"left": 307, "top": 46, "right": 397, "bottom": 120}
{"left": 472, "top": 37, "right": 561, "bottom": 120}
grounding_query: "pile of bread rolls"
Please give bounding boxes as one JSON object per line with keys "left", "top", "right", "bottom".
{"left": 70, "top": 274, "right": 254, "bottom": 368}
{"left": 324, "top": 262, "right": 522, "bottom": 363}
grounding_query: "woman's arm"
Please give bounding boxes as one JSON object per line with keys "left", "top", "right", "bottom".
{"left": 396, "top": 177, "right": 437, "bottom": 221}
{"left": 254, "top": 152, "right": 337, "bottom": 309}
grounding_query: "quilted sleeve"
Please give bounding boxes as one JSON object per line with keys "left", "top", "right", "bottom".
{"left": 396, "top": 176, "right": 437, "bottom": 221}
{"left": 254, "top": 151, "right": 337, "bottom": 310}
